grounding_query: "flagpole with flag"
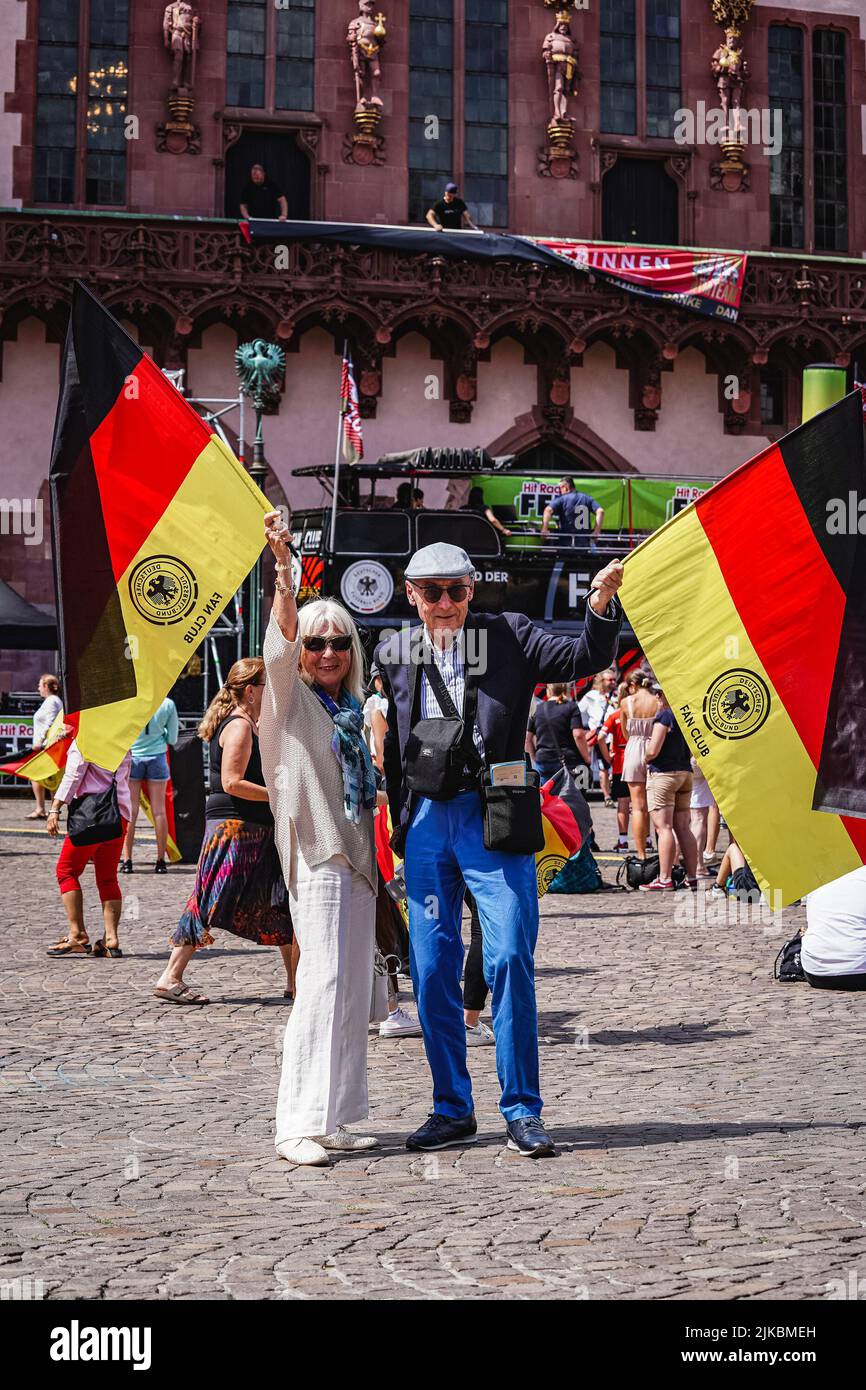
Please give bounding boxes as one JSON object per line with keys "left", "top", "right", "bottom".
{"left": 49, "top": 281, "right": 271, "bottom": 771}
{"left": 329, "top": 342, "right": 364, "bottom": 552}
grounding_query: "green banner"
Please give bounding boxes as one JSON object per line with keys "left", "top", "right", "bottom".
{"left": 470, "top": 475, "right": 714, "bottom": 532}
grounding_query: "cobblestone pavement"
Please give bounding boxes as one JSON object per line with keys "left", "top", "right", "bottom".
{"left": 1, "top": 796, "right": 865, "bottom": 1302}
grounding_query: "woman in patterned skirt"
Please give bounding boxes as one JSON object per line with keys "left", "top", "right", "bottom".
{"left": 153, "top": 657, "right": 295, "bottom": 1005}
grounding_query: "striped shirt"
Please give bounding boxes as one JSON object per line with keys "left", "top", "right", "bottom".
{"left": 420, "top": 630, "right": 485, "bottom": 758}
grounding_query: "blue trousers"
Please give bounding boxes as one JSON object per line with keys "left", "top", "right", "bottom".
{"left": 405, "top": 791, "right": 542, "bottom": 1123}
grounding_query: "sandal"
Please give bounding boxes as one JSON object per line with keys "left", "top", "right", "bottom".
{"left": 153, "top": 982, "right": 210, "bottom": 1005}
{"left": 93, "top": 939, "right": 123, "bottom": 958}
{"left": 46, "top": 937, "right": 91, "bottom": 957}
{"left": 27, "top": 810, "right": 48, "bottom": 820}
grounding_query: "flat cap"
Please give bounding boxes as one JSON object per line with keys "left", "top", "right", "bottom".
{"left": 405, "top": 542, "right": 474, "bottom": 581}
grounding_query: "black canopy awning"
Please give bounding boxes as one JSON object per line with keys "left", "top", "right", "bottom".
{"left": 0, "top": 577, "right": 57, "bottom": 650}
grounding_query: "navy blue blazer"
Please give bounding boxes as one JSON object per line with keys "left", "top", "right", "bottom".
{"left": 375, "top": 599, "right": 622, "bottom": 841}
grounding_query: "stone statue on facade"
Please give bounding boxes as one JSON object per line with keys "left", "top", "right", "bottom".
{"left": 711, "top": 26, "right": 750, "bottom": 136}
{"left": 347, "top": 1, "right": 387, "bottom": 110}
{"left": 163, "top": 1, "right": 200, "bottom": 93}
{"left": 543, "top": 11, "right": 579, "bottom": 122}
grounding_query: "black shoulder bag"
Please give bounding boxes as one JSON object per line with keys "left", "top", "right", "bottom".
{"left": 67, "top": 778, "right": 123, "bottom": 847}
{"left": 404, "top": 652, "right": 481, "bottom": 801}
{"left": 415, "top": 656, "right": 544, "bottom": 854}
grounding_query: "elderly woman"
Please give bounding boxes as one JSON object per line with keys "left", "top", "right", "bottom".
{"left": 260, "top": 509, "right": 381, "bottom": 1168}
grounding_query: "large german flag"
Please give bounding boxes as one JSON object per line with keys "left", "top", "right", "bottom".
{"left": 620, "top": 391, "right": 866, "bottom": 907}
{"left": 50, "top": 284, "right": 270, "bottom": 771}
{"left": 0, "top": 710, "right": 76, "bottom": 791}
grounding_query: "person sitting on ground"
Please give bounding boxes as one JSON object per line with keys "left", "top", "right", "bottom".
{"left": 27, "top": 673, "right": 62, "bottom": 819}
{"left": 642, "top": 685, "right": 699, "bottom": 892}
{"left": 239, "top": 163, "right": 288, "bottom": 221}
{"left": 425, "top": 182, "right": 478, "bottom": 232}
{"left": 462, "top": 485, "right": 512, "bottom": 537}
{"left": 800, "top": 866, "right": 866, "bottom": 991}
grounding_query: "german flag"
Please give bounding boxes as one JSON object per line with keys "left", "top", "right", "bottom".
{"left": 50, "top": 284, "right": 269, "bottom": 771}
{"left": 619, "top": 391, "right": 866, "bottom": 906}
{"left": 0, "top": 710, "right": 75, "bottom": 791}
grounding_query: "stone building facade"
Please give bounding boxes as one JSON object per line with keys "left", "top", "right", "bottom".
{"left": 0, "top": 0, "right": 865, "bottom": 690}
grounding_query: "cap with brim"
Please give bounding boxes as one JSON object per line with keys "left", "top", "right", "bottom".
{"left": 405, "top": 543, "right": 474, "bottom": 582}
{"left": 445, "top": 182, "right": 459, "bottom": 193}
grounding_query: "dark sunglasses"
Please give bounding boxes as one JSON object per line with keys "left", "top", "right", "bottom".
{"left": 302, "top": 634, "right": 353, "bottom": 653}
{"left": 412, "top": 583, "right": 471, "bottom": 603}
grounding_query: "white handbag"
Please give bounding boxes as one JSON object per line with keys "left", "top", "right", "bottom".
{"left": 370, "top": 947, "right": 390, "bottom": 1024}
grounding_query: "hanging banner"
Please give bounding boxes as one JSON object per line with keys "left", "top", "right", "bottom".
{"left": 536, "top": 240, "right": 747, "bottom": 322}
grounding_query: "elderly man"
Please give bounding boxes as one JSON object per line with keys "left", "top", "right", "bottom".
{"left": 376, "top": 542, "right": 623, "bottom": 1157}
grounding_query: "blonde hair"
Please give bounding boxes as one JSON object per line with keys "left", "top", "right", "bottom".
{"left": 198, "top": 657, "right": 264, "bottom": 741}
{"left": 297, "top": 598, "right": 365, "bottom": 704}
{"left": 40, "top": 673, "right": 60, "bottom": 695}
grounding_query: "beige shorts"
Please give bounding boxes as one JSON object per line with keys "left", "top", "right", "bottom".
{"left": 647, "top": 769, "right": 693, "bottom": 813}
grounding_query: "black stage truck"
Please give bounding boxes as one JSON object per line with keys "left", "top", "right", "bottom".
{"left": 284, "top": 447, "right": 669, "bottom": 671}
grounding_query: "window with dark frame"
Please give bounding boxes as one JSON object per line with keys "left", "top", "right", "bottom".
{"left": 645, "top": 0, "right": 680, "bottom": 139}
{"left": 409, "top": 0, "right": 455, "bottom": 225}
{"left": 813, "top": 28, "right": 847, "bottom": 253}
{"left": 759, "top": 368, "right": 785, "bottom": 428}
{"left": 226, "top": 0, "right": 315, "bottom": 111}
{"left": 464, "top": 0, "right": 508, "bottom": 228}
{"left": 35, "top": 0, "right": 129, "bottom": 207}
{"left": 768, "top": 25, "right": 805, "bottom": 249}
{"left": 600, "top": 0, "right": 637, "bottom": 135}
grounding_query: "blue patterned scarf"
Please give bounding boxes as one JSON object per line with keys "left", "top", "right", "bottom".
{"left": 313, "top": 685, "right": 378, "bottom": 824}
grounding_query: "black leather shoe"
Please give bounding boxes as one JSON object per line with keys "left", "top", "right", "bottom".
{"left": 118, "top": 859, "right": 133, "bottom": 875}
{"left": 406, "top": 1112, "right": 478, "bottom": 1152}
{"left": 506, "top": 1116, "right": 557, "bottom": 1158}
{"left": 154, "top": 860, "right": 168, "bottom": 874}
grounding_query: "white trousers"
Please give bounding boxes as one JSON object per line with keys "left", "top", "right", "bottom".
{"left": 275, "top": 852, "right": 376, "bottom": 1145}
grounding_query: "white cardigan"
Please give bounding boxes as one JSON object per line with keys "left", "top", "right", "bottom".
{"left": 259, "top": 615, "right": 378, "bottom": 892}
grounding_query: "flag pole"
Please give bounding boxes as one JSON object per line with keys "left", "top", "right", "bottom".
{"left": 329, "top": 340, "right": 349, "bottom": 554}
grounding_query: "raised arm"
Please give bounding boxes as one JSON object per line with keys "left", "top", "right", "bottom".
{"left": 263, "top": 509, "right": 297, "bottom": 641}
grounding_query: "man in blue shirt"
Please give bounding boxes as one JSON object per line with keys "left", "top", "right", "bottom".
{"left": 540, "top": 476, "right": 604, "bottom": 541}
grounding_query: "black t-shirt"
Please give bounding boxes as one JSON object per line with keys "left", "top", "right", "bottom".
{"left": 648, "top": 708, "right": 692, "bottom": 773}
{"left": 529, "top": 699, "right": 587, "bottom": 768}
{"left": 432, "top": 197, "right": 467, "bottom": 230}
{"left": 240, "top": 179, "right": 285, "bottom": 219}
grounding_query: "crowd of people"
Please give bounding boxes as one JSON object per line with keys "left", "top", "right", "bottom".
{"left": 26, "top": 505, "right": 866, "bottom": 1164}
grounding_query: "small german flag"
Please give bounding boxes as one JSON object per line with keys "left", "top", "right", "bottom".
{"left": 50, "top": 283, "right": 270, "bottom": 771}
{"left": 0, "top": 710, "right": 76, "bottom": 791}
{"left": 620, "top": 391, "right": 866, "bottom": 906}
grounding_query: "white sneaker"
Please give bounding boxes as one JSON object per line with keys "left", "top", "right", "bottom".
{"left": 379, "top": 1006, "right": 423, "bottom": 1038}
{"left": 276, "top": 1137, "right": 330, "bottom": 1167}
{"left": 466, "top": 1020, "right": 495, "bottom": 1046}
{"left": 703, "top": 850, "right": 719, "bottom": 864}
{"left": 315, "top": 1126, "right": 380, "bottom": 1151}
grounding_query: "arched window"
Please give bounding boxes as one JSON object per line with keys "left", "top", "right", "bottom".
{"left": 34, "top": 0, "right": 129, "bottom": 206}
{"left": 226, "top": 0, "right": 315, "bottom": 111}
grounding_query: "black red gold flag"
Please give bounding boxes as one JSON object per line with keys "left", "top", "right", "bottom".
{"left": 49, "top": 283, "right": 269, "bottom": 770}
{"left": 620, "top": 391, "right": 866, "bottom": 906}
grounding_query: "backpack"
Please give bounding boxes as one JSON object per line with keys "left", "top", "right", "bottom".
{"left": 774, "top": 934, "right": 806, "bottom": 983}
{"left": 548, "top": 842, "right": 603, "bottom": 894}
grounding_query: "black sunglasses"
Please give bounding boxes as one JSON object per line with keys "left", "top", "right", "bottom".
{"left": 302, "top": 634, "right": 353, "bottom": 653}
{"left": 412, "top": 582, "right": 471, "bottom": 603}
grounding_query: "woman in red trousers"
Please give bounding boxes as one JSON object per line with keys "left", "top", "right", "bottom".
{"left": 46, "top": 739, "right": 132, "bottom": 958}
